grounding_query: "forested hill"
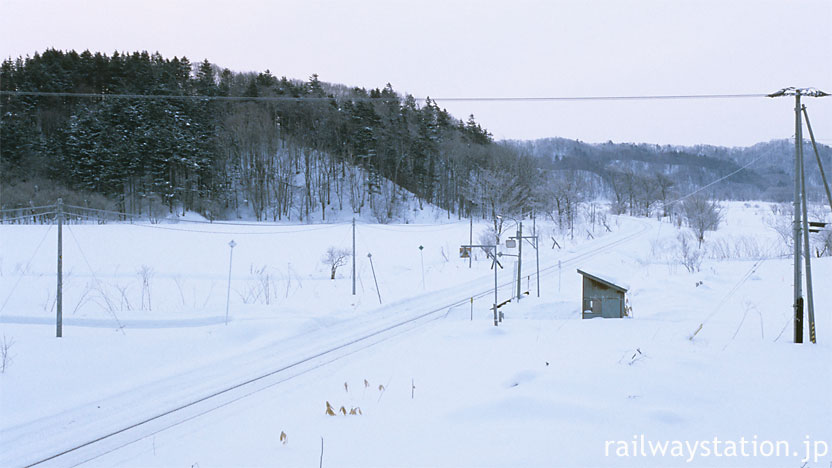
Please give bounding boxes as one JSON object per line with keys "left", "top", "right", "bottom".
{"left": 3, "top": 50, "right": 829, "bottom": 225}
{"left": 1, "top": 49, "right": 509, "bottom": 222}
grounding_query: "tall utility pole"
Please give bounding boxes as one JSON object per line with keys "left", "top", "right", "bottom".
{"left": 56, "top": 198, "right": 63, "bottom": 338}
{"left": 352, "top": 217, "right": 356, "bottom": 296}
{"left": 793, "top": 90, "right": 804, "bottom": 343}
{"left": 768, "top": 87, "right": 829, "bottom": 344}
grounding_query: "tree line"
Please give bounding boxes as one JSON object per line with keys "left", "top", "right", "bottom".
{"left": 1, "top": 49, "right": 507, "bottom": 223}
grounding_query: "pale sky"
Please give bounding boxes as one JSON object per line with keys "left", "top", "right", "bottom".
{"left": 2, "top": 0, "right": 831, "bottom": 147}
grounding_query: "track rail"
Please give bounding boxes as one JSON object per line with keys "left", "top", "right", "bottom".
{"left": 23, "top": 218, "right": 651, "bottom": 467}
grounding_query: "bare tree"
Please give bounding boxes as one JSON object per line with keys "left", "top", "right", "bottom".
{"left": 681, "top": 195, "right": 723, "bottom": 247}
{"left": 322, "top": 247, "right": 351, "bottom": 280}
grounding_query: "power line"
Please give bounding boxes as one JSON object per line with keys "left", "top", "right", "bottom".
{"left": 125, "top": 222, "right": 343, "bottom": 235}
{"left": 0, "top": 90, "right": 770, "bottom": 103}
{"left": 0, "top": 204, "right": 58, "bottom": 214}
{"left": 63, "top": 204, "right": 351, "bottom": 229}
{"left": 663, "top": 153, "right": 770, "bottom": 207}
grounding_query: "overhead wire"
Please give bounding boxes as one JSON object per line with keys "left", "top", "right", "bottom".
{"left": 59, "top": 205, "right": 348, "bottom": 232}
{"left": 124, "top": 221, "right": 342, "bottom": 235}
{"left": 1, "top": 90, "right": 770, "bottom": 103}
{"left": 0, "top": 212, "right": 57, "bottom": 223}
{"left": 663, "top": 153, "right": 771, "bottom": 207}
{"left": 0, "top": 204, "right": 57, "bottom": 213}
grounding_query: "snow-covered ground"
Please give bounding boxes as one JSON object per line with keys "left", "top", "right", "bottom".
{"left": 1, "top": 202, "right": 830, "bottom": 467}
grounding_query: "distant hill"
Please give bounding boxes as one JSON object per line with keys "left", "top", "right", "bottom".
{"left": 507, "top": 137, "right": 832, "bottom": 203}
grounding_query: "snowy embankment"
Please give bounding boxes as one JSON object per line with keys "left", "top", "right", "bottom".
{"left": 1, "top": 203, "right": 830, "bottom": 467}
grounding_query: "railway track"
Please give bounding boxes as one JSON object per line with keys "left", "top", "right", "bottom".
{"left": 21, "top": 218, "right": 651, "bottom": 467}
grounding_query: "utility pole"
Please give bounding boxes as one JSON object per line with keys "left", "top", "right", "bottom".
{"left": 793, "top": 90, "right": 804, "bottom": 343}
{"left": 493, "top": 247, "right": 498, "bottom": 326}
{"left": 352, "top": 217, "right": 356, "bottom": 296}
{"left": 56, "top": 198, "right": 63, "bottom": 338}
{"left": 768, "top": 87, "right": 829, "bottom": 344}
{"left": 533, "top": 215, "right": 540, "bottom": 297}
{"left": 469, "top": 217, "right": 473, "bottom": 269}
{"left": 508, "top": 221, "right": 539, "bottom": 300}
{"left": 516, "top": 222, "right": 522, "bottom": 301}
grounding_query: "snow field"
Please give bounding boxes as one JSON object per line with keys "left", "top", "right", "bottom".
{"left": 1, "top": 202, "right": 830, "bottom": 467}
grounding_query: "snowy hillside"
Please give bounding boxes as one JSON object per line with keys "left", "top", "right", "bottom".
{"left": 0, "top": 202, "right": 830, "bottom": 467}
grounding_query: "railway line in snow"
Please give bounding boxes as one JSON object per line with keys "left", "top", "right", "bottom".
{"left": 14, "top": 218, "right": 651, "bottom": 468}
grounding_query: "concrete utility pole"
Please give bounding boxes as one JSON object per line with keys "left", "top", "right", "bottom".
{"left": 534, "top": 216, "right": 540, "bottom": 297}
{"left": 516, "top": 222, "right": 522, "bottom": 301}
{"left": 469, "top": 217, "right": 473, "bottom": 269}
{"left": 768, "top": 87, "right": 829, "bottom": 344}
{"left": 56, "top": 198, "right": 63, "bottom": 338}
{"left": 494, "top": 249, "right": 498, "bottom": 325}
{"left": 793, "top": 90, "right": 804, "bottom": 343}
{"left": 508, "top": 221, "right": 539, "bottom": 300}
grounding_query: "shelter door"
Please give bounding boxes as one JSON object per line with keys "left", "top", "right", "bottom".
{"left": 602, "top": 297, "right": 621, "bottom": 318}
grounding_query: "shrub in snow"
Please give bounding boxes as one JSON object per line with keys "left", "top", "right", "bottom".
{"left": 677, "top": 232, "right": 704, "bottom": 273}
{"left": 137, "top": 265, "right": 153, "bottom": 310}
{"left": 0, "top": 336, "right": 13, "bottom": 373}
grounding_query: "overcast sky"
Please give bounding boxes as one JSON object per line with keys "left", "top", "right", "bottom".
{"left": 2, "top": 0, "right": 830, "bottom": 147}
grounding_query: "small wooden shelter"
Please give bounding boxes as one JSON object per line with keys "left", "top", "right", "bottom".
{"left": 577, "top": 269, "right": 628, "bottom": 319}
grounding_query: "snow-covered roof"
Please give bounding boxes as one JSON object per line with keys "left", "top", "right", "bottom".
{"left": 576, "top": 269, "right": 629, "bottom": 292}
